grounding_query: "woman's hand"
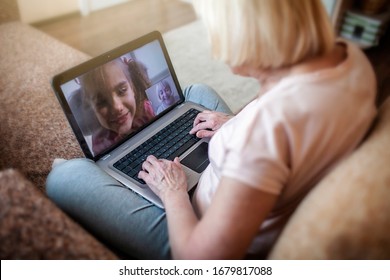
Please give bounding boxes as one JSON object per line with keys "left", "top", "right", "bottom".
{"left": 138, "top": 155, "right": 188, "bottom": 203}
{"left": 189, "top": 110, "right": 232, "bottom": 138}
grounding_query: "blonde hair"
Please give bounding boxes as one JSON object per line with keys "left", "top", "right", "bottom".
{"left": 193, "top": 0, "right": 335, "bottom": 69}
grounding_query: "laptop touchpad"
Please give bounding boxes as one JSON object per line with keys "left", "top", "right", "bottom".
{"left": 181, "top": 142, "right": 209, "bottom": 173}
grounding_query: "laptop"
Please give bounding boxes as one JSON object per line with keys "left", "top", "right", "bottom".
{"left": 51, "top": 31, "right": 210, "bottom": 208}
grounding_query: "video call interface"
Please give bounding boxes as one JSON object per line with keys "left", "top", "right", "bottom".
{"left": 60, "top": 40, "right": 181, "bottom": 156}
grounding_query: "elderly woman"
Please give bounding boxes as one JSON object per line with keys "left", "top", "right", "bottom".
{"left": 47, "top": 0, "right": 376, "bottom": 259}
{"left": 155, "top": 79, "right": 180, "bottom": 114}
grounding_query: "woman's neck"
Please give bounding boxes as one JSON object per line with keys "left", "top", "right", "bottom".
{"left": 249, "top": 43, "right": 347, "bottom": 94}
{"left": 289, "top": 43, "right": 347, "bottom": 76}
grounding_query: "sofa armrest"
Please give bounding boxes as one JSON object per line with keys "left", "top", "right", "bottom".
{"left": 0, "top": 169, "right": 117, "bottom": 259}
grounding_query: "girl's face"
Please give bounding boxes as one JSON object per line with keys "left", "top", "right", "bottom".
{"left": 90, "top": 61, "right": 137, "bottom": 136}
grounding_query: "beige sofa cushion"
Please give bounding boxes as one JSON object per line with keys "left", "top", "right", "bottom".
{"left": 269, "top": 97, "right": 390, "bottom": 259}
{"left": 0, "top": 169, "right": 117, "bottom": 259}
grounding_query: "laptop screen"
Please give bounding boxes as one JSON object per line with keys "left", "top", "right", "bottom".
{"left": 52, "top": 32, "right": 184, "bottom": 160}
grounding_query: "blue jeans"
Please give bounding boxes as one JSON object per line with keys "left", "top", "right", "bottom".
{"left": 46, "top": 84, "right": 232, "bottom": 259}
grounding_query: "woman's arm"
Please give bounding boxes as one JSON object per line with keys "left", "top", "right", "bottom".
{"left": 167, "top": 176, "right": 277, "bottom": 259}
{"left": 139, "top": 156, "right": 277, "bottom": 259}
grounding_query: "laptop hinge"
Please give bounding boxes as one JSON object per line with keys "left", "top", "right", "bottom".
{"left": 101, "top": 154, "right": 111, "bottom": 161}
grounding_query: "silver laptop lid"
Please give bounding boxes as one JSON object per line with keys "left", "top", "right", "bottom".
{"left": 52, "top": 31, "right": 184, "bottom": 160}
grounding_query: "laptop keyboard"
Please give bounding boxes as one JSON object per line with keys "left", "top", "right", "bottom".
{"left": 113, "top": 108, "right": 201, "bottom": 184}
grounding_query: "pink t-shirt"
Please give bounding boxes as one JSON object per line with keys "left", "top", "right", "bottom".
{"left": 192, "top": 41, "right": 377, "bottom": 257}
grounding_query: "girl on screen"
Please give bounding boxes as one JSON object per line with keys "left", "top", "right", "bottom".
{"left": 80, "top": 58, "right": 155, "bottom": 155}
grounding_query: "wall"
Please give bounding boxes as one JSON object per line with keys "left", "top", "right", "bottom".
{"left": 0, "top": 0, "right": 20, "bottom": 23}
{"left": 17, "top": 0, "right": 131, "bottom": 23}
{"left": 17, "top": 0, "right": 79, "bottom": 23}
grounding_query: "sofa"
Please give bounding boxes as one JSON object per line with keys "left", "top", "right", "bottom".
{"left": 1, "top": 3, "right": 390, "bottom": 259}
